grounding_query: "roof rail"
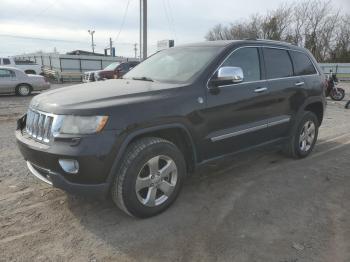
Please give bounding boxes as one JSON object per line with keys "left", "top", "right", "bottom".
{"left": 244, "top": 38, "right": 292, "bottom": 45}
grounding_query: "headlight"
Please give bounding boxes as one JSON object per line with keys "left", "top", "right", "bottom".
{"left": 53, "top": 115, "right": 109, "bottom": 135}
{"left": 94, "top": 72, "right": 101, "bottom": 80}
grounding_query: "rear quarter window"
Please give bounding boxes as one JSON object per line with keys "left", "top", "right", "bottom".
{"left": 263, "top": 48, "right": 293, "bottom": 79}
{"left": 290, "top": 51, "right": 317, "bottom": 76}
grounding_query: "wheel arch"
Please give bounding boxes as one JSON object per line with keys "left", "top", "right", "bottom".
{"left": 106, "top": 123, "right": 198, "bottom": 186}
{"left": 294, "top": 97, "right": 325, "bottom": 126}
{"left": 303, "top": 100, "right": 324, "bottom": 126}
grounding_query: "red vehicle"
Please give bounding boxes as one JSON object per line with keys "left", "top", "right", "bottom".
{"left": 83, "top": 61, "right": 139, "bottom": 82}
{"left": 325, "top": 72, "right": 345, "bottom": 101}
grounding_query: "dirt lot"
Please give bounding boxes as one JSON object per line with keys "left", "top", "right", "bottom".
{"left": 1, "top": 83, "right": 350, "bottom": 262}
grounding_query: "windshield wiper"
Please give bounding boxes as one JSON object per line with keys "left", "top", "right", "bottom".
{"left": 131, "top": 76, "right": 154, "bottom": 82}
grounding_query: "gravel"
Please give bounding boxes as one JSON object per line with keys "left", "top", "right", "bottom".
{"left": 0, "top": 82, "right": 350, "bottom": 262}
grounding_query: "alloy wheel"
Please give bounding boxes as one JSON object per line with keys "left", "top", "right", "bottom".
{"left": 135, "top": 155, "right": 178, "bottom": 207}
{"left": 19, "top": 85, "right": 30, "bottom": 96}
{"left": 299, "top": 120, "right": 316, "bottom": 152}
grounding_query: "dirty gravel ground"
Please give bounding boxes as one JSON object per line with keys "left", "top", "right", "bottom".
{"left": 0, "top": 83, "right": 350, "bottom": 262}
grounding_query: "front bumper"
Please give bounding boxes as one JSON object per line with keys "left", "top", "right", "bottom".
{"left": 15, "top": 128, "right": 119, "bottom": 199}
{"left": 26, "top": 161, "right": 109, "bottom": 198}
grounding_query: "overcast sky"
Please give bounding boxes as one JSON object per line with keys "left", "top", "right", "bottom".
{"left": 0, "top": 0, "right": 349, "bottom": 57}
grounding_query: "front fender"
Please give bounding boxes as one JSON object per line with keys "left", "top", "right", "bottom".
{"left": 104, "top": 123, "right": 197, "bottom": 187}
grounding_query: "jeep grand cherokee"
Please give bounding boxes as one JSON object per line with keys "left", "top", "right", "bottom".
{"left": 16, "top": 40, "right": 326, "bottom": 218}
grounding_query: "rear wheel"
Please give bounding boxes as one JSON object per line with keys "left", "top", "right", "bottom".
{"left": 283, "top": 111, "right": 319, "bottom": 159}
{"left": 15, "top": 84, "right": 32, "bottom": 96}
{"left": 111, "top": 137, "right": 186, "bottom": 218}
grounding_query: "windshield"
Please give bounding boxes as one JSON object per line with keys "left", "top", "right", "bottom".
{"left": 104, "top": 62, "right": 120, "bottom": 70}
{"left": 124, "top": 47, "right": 222, "bottom": 83}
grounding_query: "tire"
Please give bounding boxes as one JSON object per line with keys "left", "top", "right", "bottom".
{"left": 345, "top": 101, "right": 350, "bottom": 109}
{"left": 111, "top": 137, "right": 186, "bottom": 218}
{"left": 330, "top": 88, "right": 345, "bottom": 101}
{"left": 283, "top": 111, "right": 319, "bottom": 159}
{"left": 15, "top": 84, "right": 32, "bottom": 96}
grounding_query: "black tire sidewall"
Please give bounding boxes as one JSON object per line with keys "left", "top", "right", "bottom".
{"left": 120, "top": 141, "right": 185, "bottom": 218}
{"left": 293, "top": 112, "right": 319, "bottom": 158}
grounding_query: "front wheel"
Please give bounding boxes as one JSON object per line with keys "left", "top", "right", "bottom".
{"left": 111, "top": 137, "right": 186, "bottom": 218}
{"left": 330, "top": 88, "right": 345, "bottom": 101}
{"left": 283, "top": 111, "right": 319, "bottom": 159}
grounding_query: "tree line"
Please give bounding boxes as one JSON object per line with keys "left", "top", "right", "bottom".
{"left": 205, "top": 0, "right": 350, "bottom": 63}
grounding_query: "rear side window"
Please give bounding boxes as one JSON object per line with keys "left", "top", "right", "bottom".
{"left": 263, "top": 48, "right": 293, "bottom": 79}
{"left": 223, "top": 47, "right": 261, "bottom": 82}
{"left": 290, "top": 51, "right": 317, "bottom": 76}
{"left": 0, "top": 69, "right": 14, "bottom": 77}
{"left": 3, "top": 58, "right": 11, "bottom": 65}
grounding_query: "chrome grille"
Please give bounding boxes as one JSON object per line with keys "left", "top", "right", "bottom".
{"left": 26, "top": 109, "right": 54, "bottom": 143}
{"left": 84, "top": 73, "right": 94, "bottom": 82}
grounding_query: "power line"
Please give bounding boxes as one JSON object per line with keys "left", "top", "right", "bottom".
{"left": 115, "top": 0, "right": 132, "bottom": 43}
{"left": 29, "top": 0, "right": 58, "bottom": 22}
{"left": 0, "top": 34, "right": 140, "bottom": 46}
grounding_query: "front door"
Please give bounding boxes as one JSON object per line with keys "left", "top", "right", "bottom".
{"left": 200, "top": 47, "right": 272, "bottom": 160}
{"left": 0, "top": 69, "right": 16, "bottom": 93}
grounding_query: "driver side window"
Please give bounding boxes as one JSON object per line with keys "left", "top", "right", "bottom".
{"left": 223, "top": 47, "right": 261, "bottom": 82}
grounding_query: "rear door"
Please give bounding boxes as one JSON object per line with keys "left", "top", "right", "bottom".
{"left": 0, "top": 69, "right": 17, "bottom": 93}
{"left": 262, "top": 47, "right": 304, "bottom": 138}
{"left": 289, "top": 50, "right": 322, "bottom": 93}
{"left": 201, "top": 47, "right": 272, "bottom": 160}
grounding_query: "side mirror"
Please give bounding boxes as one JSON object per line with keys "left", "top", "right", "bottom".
{"left": 211, "top": 66, "right": 244, "bottom": 87}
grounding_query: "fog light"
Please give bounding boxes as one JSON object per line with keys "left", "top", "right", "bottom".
{"left": 59, "top": 159, "right": 79, "bottom": 174}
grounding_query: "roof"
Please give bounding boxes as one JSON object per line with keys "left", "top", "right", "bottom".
{"left": 0, "top": 66, "right": 24, "bottom": 71}
{"left": 177, "top": 39, "right": 299, "bottom": 50}
{"left": 66, "top": 50, "right": 106, "bottom": 56}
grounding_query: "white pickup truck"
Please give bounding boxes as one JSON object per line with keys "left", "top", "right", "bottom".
{"left": 0, "top": 57, "right": 42, "bottom": 75}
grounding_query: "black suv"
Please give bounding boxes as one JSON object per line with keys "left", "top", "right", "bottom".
{"left": 16, "top": 40, "right": 326, "bottom": 218}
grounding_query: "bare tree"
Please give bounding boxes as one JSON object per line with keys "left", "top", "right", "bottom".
{"left": 205, "top": 0, "right": 348, "bottom": 62}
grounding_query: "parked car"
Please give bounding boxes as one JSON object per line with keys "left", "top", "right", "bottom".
{"left": 0, "top": 66, "right": 49, "bottom": 96}
{"left": 0, "top": 57, "right": 42, "bottom": 75}
{"left": 83, "top": 61, "right": 139, "bottom": 82}
{"left": 16, "top": 40, "right": 326, "bottom": 218}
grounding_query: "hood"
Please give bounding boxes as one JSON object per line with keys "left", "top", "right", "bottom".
{"left": 30, "top": 79, "right": 184, "bottom": 114}
{"left": 84, "top": 70, "right": 98, "bottom": 75}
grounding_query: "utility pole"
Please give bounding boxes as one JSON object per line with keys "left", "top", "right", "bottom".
{"left": 142, "top": 0, "right": 147, "bottom": 60}
{"left": 139, "top": 0, "right": 142, "bottom": 60}
{"left": 109, "top": 37, "right": 113, "bottom": 56}
{"left": 134, "top": 43, "right": 138, "bottom": 58}
{"left": 88, "top": 30, "right": 96, "bottom": 53}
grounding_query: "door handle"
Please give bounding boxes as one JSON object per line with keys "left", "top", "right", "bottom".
{"left": 254, "top": 87, "right": 268, "bottom": 93}
{"left": 295, "top": 81, "right": 305, "bottom": 86}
